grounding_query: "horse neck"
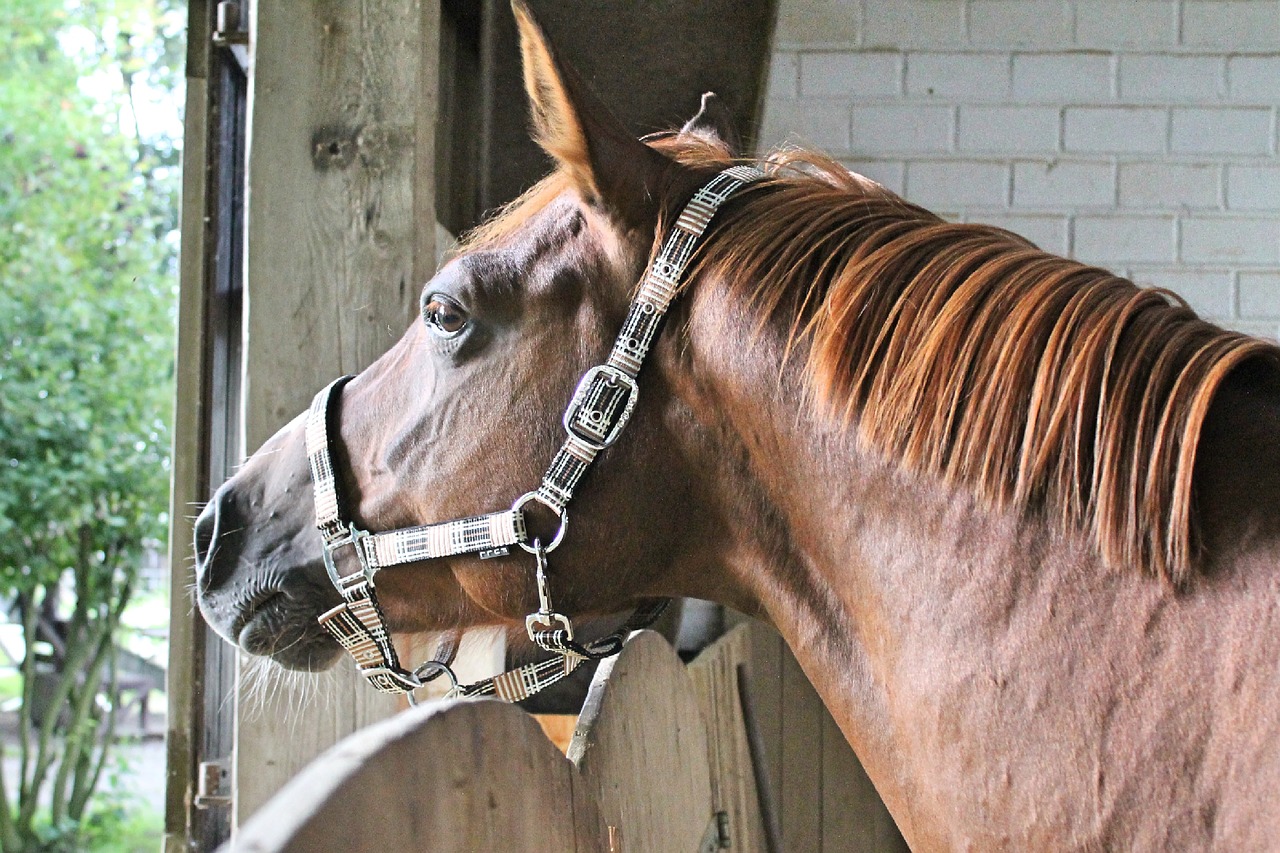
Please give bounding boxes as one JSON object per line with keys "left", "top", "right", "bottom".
{"left": 677, "top": 273, "right": 1280, "bottom": 848}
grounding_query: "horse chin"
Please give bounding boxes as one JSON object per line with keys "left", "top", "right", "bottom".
{"left": 238, "top": 596, "right": 343, "bottom": 671}
{"left": 237, "top": 594, "right": 345, "bottom": 672}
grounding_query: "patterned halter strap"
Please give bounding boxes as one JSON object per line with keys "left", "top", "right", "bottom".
{"left": 304, "top": 165, "right": 766, "bottom": 702}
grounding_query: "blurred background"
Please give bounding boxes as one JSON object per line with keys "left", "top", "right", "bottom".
{"left": 0, "top": 1, "right": 182, "bottom": 850}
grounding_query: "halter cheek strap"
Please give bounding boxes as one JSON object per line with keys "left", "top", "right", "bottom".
{"left": 305, "top": 164, "right": 766, "bottom": 701}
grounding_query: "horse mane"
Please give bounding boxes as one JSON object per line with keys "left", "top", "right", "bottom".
{"left": 460, "top": 136, "right": 1280, "bottom": 584}
{"left": 684, "top": 146, "right": 1280, "bottom": 585}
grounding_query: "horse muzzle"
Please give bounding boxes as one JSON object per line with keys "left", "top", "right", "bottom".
{"left": 194, "top": 482, "right": 344, "bottom": 671}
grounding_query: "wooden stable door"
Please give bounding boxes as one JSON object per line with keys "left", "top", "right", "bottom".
{"left": 233, "top": 0, "right": 440, "bottom": 824}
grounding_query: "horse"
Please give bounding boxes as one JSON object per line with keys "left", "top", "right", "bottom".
{"left": 194, "top": 2, "right": 1280, "bottom": 848}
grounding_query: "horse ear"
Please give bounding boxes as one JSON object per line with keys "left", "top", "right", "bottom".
{"left": 680, "top": 92, "right": 741, "bottom": 157}
{"left": 512, "top": 0, "right": 671, "bottom": 228}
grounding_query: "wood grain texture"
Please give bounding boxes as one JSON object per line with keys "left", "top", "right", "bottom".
{"left": 234, "top": 0, "right": 440, "bottom": 825}
{"left": 165, "top": 72, "right": 210, "bottom": 853}
{"left": 243, "top": 0, "right": 429, "bottom": 444}
{"left": 232, "top": 699, "right": 599, "bottom": 853}
{"left": 780, "top": 638, "right": 824, "bottom": 850}
{"left": 223, "top": 623, "right": 906, "bottom": 852}
{"left": 724, "top": 616, "right": 908, "bottom": 852}
{"left": 569, "top": 631, "right": 715, "bottom": 853}
{"left": 688, "top": 625, "right": 771, "bottom": 853}
{"left": 821, "top": 702, "right": 910, "bottom": 853}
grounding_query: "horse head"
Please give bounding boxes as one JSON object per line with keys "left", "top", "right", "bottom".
{"left": 194, "top": 2, "right": 754, "bottom": 673}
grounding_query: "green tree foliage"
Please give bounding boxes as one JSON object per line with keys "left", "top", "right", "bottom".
{"left": 0, "top": 0, "right": 180, "bottom": 848}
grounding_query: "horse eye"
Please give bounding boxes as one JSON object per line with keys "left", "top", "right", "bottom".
{"left": 422, "top": 294, "right": 469, "bottom": 338}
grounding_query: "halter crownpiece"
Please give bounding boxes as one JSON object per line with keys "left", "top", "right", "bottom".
{"left": 305, "top": 164, "right": 766, "bottom": 701}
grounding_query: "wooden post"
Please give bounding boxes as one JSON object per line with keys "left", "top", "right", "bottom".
{"left": 164, "top": 6, "right": 212, "bottom": 849}
{"left": 234, "top": 0, "right": 441, "bottom": 825}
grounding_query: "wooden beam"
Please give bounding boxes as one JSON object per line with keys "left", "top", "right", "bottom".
{"left": 234, "top": 0, "right": 441, "bottom": 825}
{"left": 164, "top": 1, "right": 213, "bottom": 847}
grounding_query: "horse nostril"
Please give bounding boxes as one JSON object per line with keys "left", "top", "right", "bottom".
{"left": 193, "top": 494, "right": 224, "bottom": 592}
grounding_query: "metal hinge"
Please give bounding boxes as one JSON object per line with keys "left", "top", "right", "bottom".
{"left": 211, "top": 1, "right": 247, "bottom": 46}
{"left": 211, "top": 1, "right": 249, "bottom": 73}
{"left": 193, "top": 759, "right": 232, "bottom": 809}
{"left": 698, "top": 811, "right": 731, "bottom": 851}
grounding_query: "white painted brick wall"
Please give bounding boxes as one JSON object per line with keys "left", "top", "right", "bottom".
{"left": 1182, "top": 1, "right": 1280, "bottom": 49}
{"left": 1182, "top": 218, "right": 1280, "bottom": 264}
{"left": 1012, "top": 53, "right": 1113, "bottom": 101}
{"left": 1012, "top": 160, "right": 1115, "bottom": 208}
{"left": 1227, "top": 166, "right": 1280, "bottom": 211}
{"left": 906, "top": 53, "right": 1010, "bottom": 100}
{"left": 1075, "top": 215, "right": 1176, "bottom": 265}
{"left": 1239, "top": 272, "right": 1280, "bottom": 318}
{"left": 1229, "top": 57, "right": 1280, "bottom": 102}
{"left": 958, "top": 106, "right": 1059, "bottom": 153}
{"left": 800, "top": 52, "right": 901, "bottom": 98}
{"left": 1171, "top": 108, "right": 1273, "bottom": 155}
{"left": 1074, "top": 1, "right": 1178, "bottom": 46}
{"left": 761, "top": 0, "right": 1280, "bottom": 337}
{"left": 1064, "top": 107, "right": 1168, "bottom": 154}
{"left": 1118, "top": 162, "right": 1221, "bottom": 209}
{"left": 1119, "top": 55, "right": 1224, "bottom": 101}
{"left": 850, "top": 105, "right": 953, "bottom": 153}
{"left": 969, "top": 0, "right": 1074, "bottom": 47}
{"left": 905, "top": 160, "right": 1010, "bottom": 207}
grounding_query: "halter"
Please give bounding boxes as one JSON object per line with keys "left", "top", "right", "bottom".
{"left": 304, "top": 165, "right": 765, "bottom": 702}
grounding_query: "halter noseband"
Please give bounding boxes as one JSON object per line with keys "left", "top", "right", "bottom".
{"left": 304, "top": 165, "right": 765, "bottom": 702}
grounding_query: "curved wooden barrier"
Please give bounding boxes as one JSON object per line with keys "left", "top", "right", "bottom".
{"left": 569, "top": 630, "right": 714, "bottom": 851}
{"left": 231, "top": 700, "right": 600, "bottom": 852}
{"left": 231, "top": 623, "right": 907, "bottom": 852}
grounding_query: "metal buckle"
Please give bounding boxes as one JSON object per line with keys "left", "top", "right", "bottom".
{"left": 562, "top": 364, "right": 639, "bottom": 451}
{"left": 524, "top": 541, "right": 574, "bottom": 645}
{"left": 321, "top": 522, "right": 375, "bottom": 587}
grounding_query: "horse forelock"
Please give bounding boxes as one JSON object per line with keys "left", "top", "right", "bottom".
{"left": 681, "top": 147, "right": 1280, "bottom": 585}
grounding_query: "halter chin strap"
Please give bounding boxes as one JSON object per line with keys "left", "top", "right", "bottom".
{"left": 305, "top": 164, "right": 765, "bottom": 701}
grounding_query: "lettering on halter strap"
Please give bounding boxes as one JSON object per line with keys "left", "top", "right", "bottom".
{"left": 479, "top": 546, "right": 510, "bottom": 560}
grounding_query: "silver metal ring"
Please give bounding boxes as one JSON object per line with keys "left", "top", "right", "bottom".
{"left": 511, "top": 491, "right": 568, "bottom": 553}
{"left": 407, "top": 660, "right": 459, "bottom": 707}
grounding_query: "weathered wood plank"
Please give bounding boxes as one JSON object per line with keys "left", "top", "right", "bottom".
{"left": 569, "top": 631, "right": 714, "bottom": 853}
{"left": 779, "top": 627, "right": 825, "bottom": 850}
{"left": 235, "top": 0, "right": 440, "bottom": 824}
{"left": 726, "top": 611, "right": 785, "bottom": 806}
{"left": 726, "top": 616, "right": 907, "bottom": 852}
{"left": 244, "top": 0, "right": 428, "bottom": 435}
{"left": 821, "top": 705, "right": 910, "bottom": 852}
{"left": 231, "top": 699, "right": 599, "bottom": 853}
{"left": 165, "top": 52, "right": 211, "bottom": 853}
{"left": 688, "top": 625, "right": 771, "bottom": 853}
{"left": 229, "top": 619, "right": 906, "bottom": 852}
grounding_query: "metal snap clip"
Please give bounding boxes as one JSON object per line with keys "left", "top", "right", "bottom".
{"left": 524, "top": 540, "right": 575, "bottom": 645}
